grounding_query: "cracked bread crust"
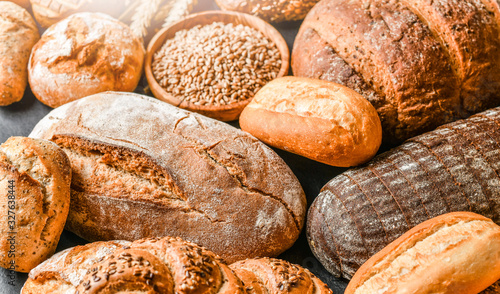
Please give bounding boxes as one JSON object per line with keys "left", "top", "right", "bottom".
{"left": 0, "top": 137, "right": 71, "bottom": 272}
{"left": 29, "top": 91, "right": 307, "bottom": 264}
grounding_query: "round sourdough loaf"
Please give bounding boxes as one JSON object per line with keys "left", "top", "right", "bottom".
{"left": 0, "top": 137, "right": 71, "bottom": 273}
{"left": 28, "top": 12, "right": 144, "bottom": 108}
{"left": 29, "top": 92, "right": 307, "bottom": 264}
{"left": 0, "top": 1, "right": 39, "bottom": 106}
{"left": 292, "top": 0, "right": 500, "bottom": 144}
{"left": 214, "top": 0, "right": 320, "bottom": 22}
{"left": 239, "top": 77, "right": 382, "bottom": 167}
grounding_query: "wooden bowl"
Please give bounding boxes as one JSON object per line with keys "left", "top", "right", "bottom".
{"left": 144, "top": 10, "right": 289, "bottom": 121}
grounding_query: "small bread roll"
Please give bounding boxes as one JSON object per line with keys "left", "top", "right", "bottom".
{"left": 345, "top": 212, "right": 500, "bottom": 294}
{"left": 28, "top": 12, "right": 145, "bottom": 108}
{"left": 0, "top": 2, "right": 39, "bottom": 106}
{"left": 0, "top": 137, "right": 71, "bottom": 273}
{"left": 239, "top": 76, "right": 382, "bottom": 167}
{"left": 214, "top": 0, "right": 320, "bottom": 23}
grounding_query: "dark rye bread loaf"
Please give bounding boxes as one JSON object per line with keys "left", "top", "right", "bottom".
{"left": 29, "top": 92, "right": 307, "bottom": 264}
{"left": 292, "top": 0, "right": 500, "bottom": 144}
{"left": 308, "top": 106, "right": 500, "bottom": 279}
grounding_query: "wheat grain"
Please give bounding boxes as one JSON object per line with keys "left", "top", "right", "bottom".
{"left": 162, "top": 0, "right": 197, "bottom": 28}
{"left": 130, "top": 0, "right": 164, "bottom": 37}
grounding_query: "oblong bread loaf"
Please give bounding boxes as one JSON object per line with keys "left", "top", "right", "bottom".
{"left": 29, "top": 91, "right": 307, "bottom": 264}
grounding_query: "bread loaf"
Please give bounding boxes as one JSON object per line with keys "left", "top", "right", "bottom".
{"left": 214, "top": 0, "right": 320, "bottom": 23}
{"left": 345, "top": 212, "right": 500, "bottom": 294}
{"left": 239, "top": 77, "right": 382, "bottom": 167}
{"left": 292, "top": 0, "right": 500, "bottom": 144}
{"left": 28, "top": 12, "right": 145, "bottom": 108}
{"left": 29, "top": 92, "right": 306, "bottom": 264}
{"left": 6, "top": 0, "right": 30, "bottom": 9}
{"left": 0, "top": 137, "right": 71, "bottom": 272}
{"left": 308, "top": 106, "right": 500, "bottom": 279}
{"left": 21, "top": 236, "right": 333, "bottom": 293}
{"left": 0, "top": 1, "right": 39, "bottom": 106}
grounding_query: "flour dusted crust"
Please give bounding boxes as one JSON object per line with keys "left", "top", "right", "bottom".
{"left": 0, "top": 1, "right": 39, "bottom": 106}
{"left": 28, "top": 12, "right": 144, "bottom": 108}
{"left": 0, "top": 137, "right": 71, "bottom": 273}
{"left": 29, "top": 92, "right": 306, "bottom": 263}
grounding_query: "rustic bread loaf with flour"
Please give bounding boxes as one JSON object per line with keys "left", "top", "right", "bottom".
{"left": 0, "top": 1, "right": 39, "bottom": 106}
{"left": 308, "top": 106, "right": 500, "bottom": 279}
{"left": 345, "top": 212, "right": 500, "bottom": 294}
{"left": 240, "top": 77, "right": 382, "bottom": 167}
{"left": 28, "top": 13, "right": 144, "bottom": 108}
{"left": 29, "top": 91, "right": 306, "bottom": 264}
{"left": 22, "top": 236, "right": 333, "bottom": 293}
{"left": 0, "top": 137, "right": 71, "bottom": 273}
{"left": 292, "top": 0, "right": 500, "bottom": 144}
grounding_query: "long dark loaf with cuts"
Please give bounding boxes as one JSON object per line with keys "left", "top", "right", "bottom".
{"left": 308, "top": 106, "right": 500, "bottom": 279}
{"left": 21, "top": 236, "right": 333, "bottom": 294}
{"left": 292, "top": 0, "right": 500, "bottom": 144}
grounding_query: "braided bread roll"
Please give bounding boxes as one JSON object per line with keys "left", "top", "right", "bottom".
{"left": 21, "top": 236, "right": 333, "bottom": 293}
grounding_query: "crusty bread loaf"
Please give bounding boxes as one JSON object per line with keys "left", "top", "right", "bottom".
{"left": 308, "top": 106, "right": 500, "bottom": 279}
{"left": 28, "top": 12, "right": 144, "bottom": 108}
{"left": 0, "top": 1, "right": 39, "bottom": 106}
{"left": 0, "top": 137, "right": 71, "bottom": 273}
{"left": 230, "top": 258, "right": 333, "bottom": 293}
{"left": 240, "top": 77, "right": 382, "bottom": 167}
{"left": 22, "top": 236, "right": 333, "bottom": 294}
{"left": 292, "top": 0, "right": 500, "bottom": 144}
{"left": 214, "top": 0, "right": 320, "bottom": 23}
{"left": 345, "top": 212, "right": 500, "bottom": 294}
{"left": 6, "top": 0, "right": 30, "bottom": 9}
{"left": 29, "top": 91, "right": 306, "bottom": 264}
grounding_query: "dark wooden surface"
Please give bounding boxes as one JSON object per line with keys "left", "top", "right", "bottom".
{"left": 0, "top": 1, "right": 350, "bottom": 293}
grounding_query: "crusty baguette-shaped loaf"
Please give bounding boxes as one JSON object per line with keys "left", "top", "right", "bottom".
{"left": 7, "top": 0, "right": 30, "bottom": 9}
{"left": 239, "top": 77, "right": 382, "bottom": 167}
{"left": 0, "top": 1, "right": 39, "bottom": 106}
{"left": 345, "top": 212, "right": 500, "bottom": 294}
{"left": 29, "top": 91, "right": 306, "bottom": 264}
{"left": 21, "top": 236, "right": 246, "bottom": 293}
{"left": 308, "top": 106, "right": 500, "bottom": 279}
{"left": 214, "top": 0, "right": 320, "bottom": 22}
{"left": 230, "top": 258, "right": 333, "bottom": 294}
{"left": 28, "top": 12, "right": 145, "bottom": 108}
{"left": 0, "top": 137, "right": 71, "bottom": 272}
{"left": 292, "top": 0, "right": 500, "bottom": 144}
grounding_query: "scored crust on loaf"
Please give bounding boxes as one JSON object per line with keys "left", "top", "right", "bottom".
{"left": 29, "top": 92, "right": 306, "bottom": 263}
{"left": 293, "top": 0, "right": 500, "bottom": 143}
{"left": 0, "top": 137, "right": 71, "bottom": 272}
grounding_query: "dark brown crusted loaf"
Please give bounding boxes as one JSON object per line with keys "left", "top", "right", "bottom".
{"left": 292, "top": 0, "right": 500, "bottom": 144}
{"left": 308, "top": 106, "right": 500, "bottom": 279}
{"left": 21, "top": 236, "right": 333, "bottom": 293}
{"left": 29, "top": 92, "right": 306, "bottom": 264}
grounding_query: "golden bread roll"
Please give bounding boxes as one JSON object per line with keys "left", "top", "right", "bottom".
{"left": 28, "top": 12, "right": 145, "bottom": 108}
{"left": 0, "top": 1, "right": 39, "bottom": 106}
{"left": 345, "top": 212, "right": 500, "bottom": 294}
{"left": 239, "top": 76, "right": 382, "bottom": 167}
{"left": 0, "top": 137, "right": 71, "bottom": 273}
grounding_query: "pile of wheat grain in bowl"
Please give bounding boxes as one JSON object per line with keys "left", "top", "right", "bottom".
{"left": 152, "top": 22, "right": 282, "bottom": 106}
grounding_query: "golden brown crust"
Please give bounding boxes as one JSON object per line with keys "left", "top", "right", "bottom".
{"left": 0, "top": 1, "right": 39, "bottom": 106}
{"left": 214, "top": 0, "right": 320, "bottom": 23}
{"left": 0, "top": 137, "right": 71, "bottom": 272}
{"left": 345, "top": 212, "right": 500, "bottom": 294}
{"left": 239, "top": 77, "right": 382, "bottom": 167}
{"left": 28, "top": 12, "right": 144, "bottom": 108}
{"left": 29, "top": 92, "right": 306, "bottom": 264}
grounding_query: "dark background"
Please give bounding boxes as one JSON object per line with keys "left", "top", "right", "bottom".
{"left": 0, "top": 0, "right": 351, "bottom": 293}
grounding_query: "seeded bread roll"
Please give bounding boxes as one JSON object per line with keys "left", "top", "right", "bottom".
{"left": 292, "top": 0, "right": 500, "bottom": 144}
{"left": 29, "top": 91, "right": 306, "bottom": 264}
{"left": 239, "top": 77, "right": 382, "bottom": 167}
{"left": 214, "top": 0, "right": 320, "bottom": 23}
{"left": 0, "top": 137, "right": 71, "bottom": 273}
{"left": 345, "top": 212, "right": 500, "bottom": 294}
{"left": 308, "top": 106, "right": 500, "bottom": 279}
{"left": 28, "top": 12, "right": 145, "bottom": 108}
{"left": 0, "top": 1, "right": 39, "bottom": 106}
